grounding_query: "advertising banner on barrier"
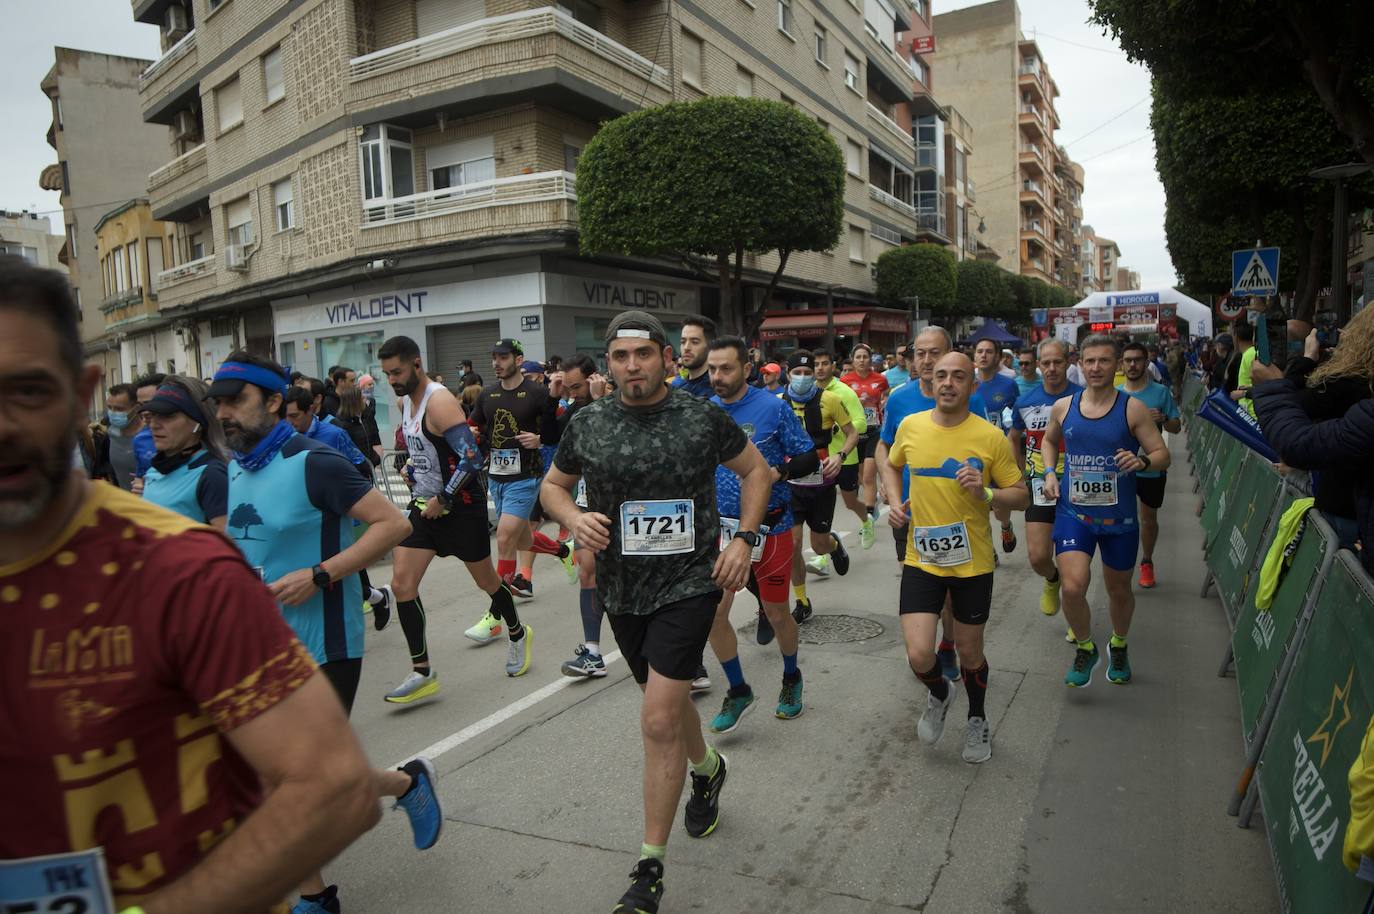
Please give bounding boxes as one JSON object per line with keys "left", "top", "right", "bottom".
{"left": 1196, "top": 389, "right": 1281, "bottom": 463}
{"left": 1258, "top": 553, "right": 1374, "bottom": 913}
{"left": 1201, "top": 436, "right": 1249, "bottom": 547}
{"left": 1206, "top": 452, "right": 1288, "bottom": 627}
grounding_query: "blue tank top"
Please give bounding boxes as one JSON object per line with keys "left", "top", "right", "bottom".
{"left": 142, "top": 449, "right": 227, "bottom": 523}
{"left": 1058, "top": 390, "right": 1140, "bottom": 532}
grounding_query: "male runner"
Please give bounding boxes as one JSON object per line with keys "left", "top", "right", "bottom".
{"left": 0, "top": 257, "right": 435, "bottom": 914}
{"left": 779, "top": 350, "right": 857, "bottom": 622}
{"left": 469, "top": 337, "right": 563, "bottom": 599}
{"left": 876, "top": 327, "right": 989, "bottom": 681}
{"left": 881, "top": 352, "right": 1027, "bottom": 763}
{"left": 379, "top": 335, "right": 533, "bottom": 704}
{"left": 1041, "top": 335, "right": 1170, "bottom": 687}
{"left": 1015, "top": 344, "right": 1042, "bottom": 396}
{"left": 884, "top": 345, "right": 910, "bottom": 389}
{"left": 841, "top": 344, "right": 889, "bottom": 549}
{"left": 1009, "top": 339, "right": 1081, "bottom": 618}
{"left": 973, "top": 339, "right": 1023, "bottom": 554}
{"left": 705, "top": 336, "right": 819, "bottom": 732}
{"left": 807, "top": 349, "right": 868, "bottom": 566}
{"left": 671, "top": 314, "right": 715, "bottom": 396}
{"left": 541, "top": 310, "right": 770, "bottom": 914}
{"left": 1118, "top": 341, "right": 1181, "bottom": 589}
{"left": 521, "top": 359, "right": 578, "bottom": 591}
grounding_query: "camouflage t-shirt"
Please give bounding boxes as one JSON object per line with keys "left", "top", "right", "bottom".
{"left": 554, "top": 387, "right": 749, "bottom": 616}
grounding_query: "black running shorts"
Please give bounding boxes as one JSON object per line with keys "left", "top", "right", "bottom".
{"left": 321, "top": 658, "right": 362, "bottom": 715}
{"left": 400, "top": 498, "right": 491, "bottom": 562}
{"left": 859, "top": 432, "right": 880, "bottom": 460}
{"left": 1025, "top": 503, "right": 1057, "bottom": 525}
{"left": 837, "top": 462, "right": 861, "bottom": 492}
{"left": 608, "top": 591, "right": 720, "bottom": 685}
{"left": 1136, "top": 473, "right": 1168, "bottom": 510}
{"left": 899, "top": 565, "right": 994, "bottom": 625}
{"left": 790, "top": 484, "right": 837, "bottom": 533}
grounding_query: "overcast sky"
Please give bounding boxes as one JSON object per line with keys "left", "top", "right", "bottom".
{"left": 2, "top": 0, "right": 1172, "bottom": 288}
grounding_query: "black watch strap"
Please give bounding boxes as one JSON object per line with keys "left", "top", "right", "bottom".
{"left": 737, "top": 530, "right": 762, "bottom": 548}
{"left": 312, "top": 564, "right": 331, "bottom": 590}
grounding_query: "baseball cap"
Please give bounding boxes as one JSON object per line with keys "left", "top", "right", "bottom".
{"left": 139, "top": 384, "right": 207, "bottom": 425}
{"left": 763, "top": 362, "right": 782, "bottom": 375}
{"left": 605, "top": 310, "right": 668, "bottom": 346}
{"left": 492, "top": 338, "right": 524, "bottom": 355}
{"left": 521, "top": 360, "right": 543, "bottom": 374}
{"left": 787, "top": 351, "right": 814, "bottom": 372}
{"left": 1215, "top": 333, "right": 1234, "bottom": 347}
{"left": 208, "top": 360, "right": 289, "bottom": 400}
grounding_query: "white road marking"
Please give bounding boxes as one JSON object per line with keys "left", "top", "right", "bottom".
{"left": 393, "top": 651, "right": 623, "bottom": 767}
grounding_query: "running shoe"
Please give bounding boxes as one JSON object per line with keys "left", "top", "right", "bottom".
{"left": 806, "top": 554, "right": 831, "bottom": 577}
{"left": 613, "top": 858, "right": 664, "bottom": 914}
{"left": 506, "top": 625, "right": 533, "bottom": 677}
{"left": 1107, "top": 642, "right": 1132, "bottom": 684}
{"left": 755, "top": 607, "right": 775, "bottom": 645}
{"left": 558, "top": 546, "right": 578, "bottom": 584}
{"left": 829, "top": 533, "right": 850, "bottom": 575}
{"left": 1138, "top": 560, "right": 1156, "bottom": 589}
{"left": 792, "top": 599, "right": 814, "bottom": 625}
{"left": 1065, "top": 645, "right": 1100, "bottom": 688}
{"left": 395, "top": 757, "right": 443, "bottom": 849}
{"left": 962, "top": 716, "right": 992, "bottom": 764}
{"left": 561, "top": 644, "right": 607, "bottom": 678}
{"left": 937, "top": 646, "right": 960, "bottom": 682}
{"left": 860, "top": 518, "right": 875, "bottom": 550}
{"left": 776, "top": 672, "right": 804, "bottom": 720}
{"left": 372, "top": 584, "right": 394, "bottom": 632}
{"left": 684, "top": 752, "right": 728, "bottom": 838}
{"left": 508, "top": 573, "right": 534, "bottom": 600}
{"left": 464, "top": 610, "right": 502, "bottom": 644}
{"left": 291, "top": 886, "right": 340, "bottom": 914}
{"left": 709, "top": 686, "right": 755, "bottom": 733}
{"left": 1040, "top": 578, "right": 1061, "bottom": 616}
{"left": 691, "top": 665, "right": 711, "bottom": 692}
{"left": 385, "top": 669, "right": 439, "bottom": 704}
{"left": 1000, "top": 524, "right": 1017, "bottom": 554}
{"left": 1065, "top": 629, "right": 1077, "bottom": 644}
{"left": 916, "top": 687, "right": 956, "bottom": 745}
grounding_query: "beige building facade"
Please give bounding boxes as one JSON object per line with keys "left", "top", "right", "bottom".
{"left": 93, "top": 200, "right": 185, "bottom": 380}
{"left": 0, "top": 212, "right": 67, "bottom": 271}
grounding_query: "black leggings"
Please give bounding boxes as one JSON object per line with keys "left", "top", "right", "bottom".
{"left": 321, "top": 658, "right": 362, "bottom": 715}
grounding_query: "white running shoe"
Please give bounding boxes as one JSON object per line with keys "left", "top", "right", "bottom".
{"left": 917, "top": 687, "right": 956, "bottom": 746}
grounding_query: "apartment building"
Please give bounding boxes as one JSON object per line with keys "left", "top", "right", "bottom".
{"left": 129, "top": 0, "right": 930, "bottom": 403}
{"left": 1094, "top": 230, "right": 1120, "bottom": 290}
{"left": 93, "top": 200, "right": 183, "bottom": 380}
{"left": 0, "top": 212, "right": 67, "bottom": 270}
{"left": 1114, "top": 266, "right": 1141, "bottom": 292}
{"left": 39, "top": 48, "right": 173, "bottom": 391}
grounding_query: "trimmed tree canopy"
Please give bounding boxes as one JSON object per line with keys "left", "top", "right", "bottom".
{"left": 956, "top": 260, "right": 1014, "bottom": 319}
{"left": 874, "top": 243, "right": 958, "bottom": 318}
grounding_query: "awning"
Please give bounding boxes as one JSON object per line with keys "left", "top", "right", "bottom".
{"left": 758, "top": 313, "right": 864, "bottom": 340}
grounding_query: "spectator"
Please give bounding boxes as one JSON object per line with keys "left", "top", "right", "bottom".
{"left": 1208, "top": 334, "right": 1233, "bottom": 391}
{"left": 1066, "top": 348, "right": 1086, "bottom": 387}
{"left": 1226, "top": 320, "right": 1257, "bottom": 408}
{"left": 544, "top": 354, "right": 563, "bottom": 374}
{"left": 458, "top": 359, "right": 483, "bottom": 390}
{"left": 336, "top": 387, "right": 382, "bottom": 468}
{"left": 321, "top": 365, "right": 342, "bottom": 417}
{"left": 357, "top": 373, "right": 383, "bottom": 461}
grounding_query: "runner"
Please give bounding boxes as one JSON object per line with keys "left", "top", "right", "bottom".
{"left": 841, "top": 343, "right": 889, "bottom": 549}
{"left": 880, "top": 352, "right": 1027, "bottom": 763}
{"left": 806, "top": 349, "right": 867, "bottom": 569}
{"left": 138, "top": 376, "right": 228, "bottom": 529}
{"left": 705, "top": 336, "right": 819, "bottom": 732}
{"left": 876, "top": 327, "right": 989, "bottom": 682}
{"left": 1015, "top": 344, "right": 1042, "bottom": 396}
{"left": 521, "top": 358, "right": 578, "bottom": 591}
{"left": 973, "top": 339, "right": 1023, "bottom": 554}
{"left": 778, "top": 350, "right": 857, "bottom": 623}
{"left": 1118, "top": 341, "right": 1182, "bottom": 589}
{"left": 284, "top": 385, "right": 370, "bottom": 469}
{"left": 671, "top": 315, "right": 715, "bottom": 396}
{"left": 209, "top": 351, "right": 443, "bottom": 912}
{"left": 1009, "top": 339, "right": 1082, "bottom": 620}
{"left": 468, "top": 338, "right": 564, "bottom": 600}
{"left": 0, "top": 258, "right": 439, "bottom": 914}
{"left": 884, "top": 345, "right": 910, "bottom": 388}
{"left": 379, "top": 335, "right": 534, "bottom": 704}
{"left": 1040, "top": 335, "right": 1171, "bottom": 687}
{"left": 541, "top": 310, "right": 771, "bottom": 914}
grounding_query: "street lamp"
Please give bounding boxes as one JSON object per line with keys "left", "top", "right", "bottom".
{"left": 1309, "top": 162, "right": 1374, "bottom": 324}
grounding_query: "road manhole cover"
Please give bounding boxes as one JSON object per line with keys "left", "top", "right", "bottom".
{"left": 738, "top": 613, "right": 884, "bottom": 644}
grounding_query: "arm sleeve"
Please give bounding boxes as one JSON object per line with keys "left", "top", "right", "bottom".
{"left": 785, "top": 450, "right": 820, "bottom": 480}
{"left": 195, "top": 460, "right": 229, "bottom": 520}
{"left": 712, "top": 402, "right": 750, "bottom": 464}
{"left": 551, "top": 412, "right": 583, "bottom": 476}
{"left": 304, "top": 448, "right": 374, "bottom": 517}
{"left": 1252, "top": 380, "right": 1374, "bottom": 469}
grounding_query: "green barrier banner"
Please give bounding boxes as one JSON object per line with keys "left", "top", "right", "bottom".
{"left": 1233, "top": 508, "right": 1328, "bottom": 742}
{"left": 1206, "top": 451, "right": 1285, "bottom": 612}
{"left": 1258, "top": 553, "right": 1374, "bottom": 913}
{"left": 1201, "top": 435, "right": 1248, "bottom": 545}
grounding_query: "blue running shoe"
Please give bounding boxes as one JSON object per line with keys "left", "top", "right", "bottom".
{"left": 776, "top": 672, "right": 803, "bottom": 719}
{"left": 1065, "top": 645, "right": 1100, "bottom": 688}
{"left": 755, "top": 608, "right": 775, "bottom": 645}
{"left": 1107, "top": 643, "right": 1132, "bottom": 684}
{"left": 709, "top": 686, "right": 755, "bottom": 734}
{"left": 938, "top": 646, "right": 960, "bottom": 682}
{"left": 291, "top": 885, "right": 340, "bottom": 914}
{"left": 395, "top": 757, "right": 443, "bottom": 849}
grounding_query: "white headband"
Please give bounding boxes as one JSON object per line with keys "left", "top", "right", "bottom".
{"left": 615, "top": 329, "right": 652, "bottom": 339}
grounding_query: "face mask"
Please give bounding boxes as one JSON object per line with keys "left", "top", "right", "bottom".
{"left": 788, "top": 375, "right": 816, "bottom": 397}
{"left": 107, "top": 410, "right": 130, "bottom": 429}
{"left": 361, "top": 387, "right": 375, "bottom": 403}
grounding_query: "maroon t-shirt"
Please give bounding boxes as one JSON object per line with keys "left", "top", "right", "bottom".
{"left": 0, "top": 484, "right": 315, "bottom": 912}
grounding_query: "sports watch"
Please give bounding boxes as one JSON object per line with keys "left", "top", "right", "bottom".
{"left": 735, "top": 530, "right": 763, "bottom": 549}
{"left": 311, "top": 564, "right": 332, "bottom": 590}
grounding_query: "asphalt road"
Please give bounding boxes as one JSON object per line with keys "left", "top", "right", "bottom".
{"left": 326, "top": 433, "right": 1278, "bottom": 913}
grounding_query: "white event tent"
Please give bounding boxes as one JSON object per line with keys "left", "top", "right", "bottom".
{"left": 1072, "top": 288, "right": 1214, "bottom": 340}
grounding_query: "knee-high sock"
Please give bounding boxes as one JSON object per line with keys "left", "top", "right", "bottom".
{"left": 962, "top": 661, "right": 989, "bottom": 719}
{"left": 915, "top": 662, "right": 950, "bottom": 702}
{"left": 530, "top": 530, "right": 567, "bottom": 557}
{"left": 579, "top": 587, "right": 602, "bottom": 645}
{"left": 397, "top": 597, "right": 429, "bottom": 669}
{"left": 490, "top": 583, "right": 523, "bottom": 640}
{"left": 359, "top": 568, "right": 372, "bottom": 594}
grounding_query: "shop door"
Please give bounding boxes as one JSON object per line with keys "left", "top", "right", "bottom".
{"left": 432, "top": 319, "right": 501, "bottom": 394}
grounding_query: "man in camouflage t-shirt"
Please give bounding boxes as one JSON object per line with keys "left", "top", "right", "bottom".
{"left": 542, "top": 310, "right": 770, "bottom": 914}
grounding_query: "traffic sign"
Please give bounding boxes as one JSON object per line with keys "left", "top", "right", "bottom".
{"left": 1216, "top": 293, "right": 1245, "bottom": 321}
{"left": 912, "top": 35, "right": 936, "bottom": 54}
{"left": 1232, "top": 247, "right": 1280, "bottom": 297}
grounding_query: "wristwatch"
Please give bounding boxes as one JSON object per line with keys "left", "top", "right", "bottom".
{"left": 311, "top": 564, "right": 332, "bottom": 590}
{"left": 736, "top": 530, "right": 763, "bottom": 549}
{"left": 1139, "top": 453, "right": 1153, "bottom": 471}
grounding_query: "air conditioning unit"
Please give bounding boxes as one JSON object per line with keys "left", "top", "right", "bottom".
{"left": 225, "top": 244, "right": 248, "bottom": 272}
{"left": 165, "top": 4, "right": 188, "bottom": 40}
{"left": 173, "top": 110, "right": 198, "bottom": 141}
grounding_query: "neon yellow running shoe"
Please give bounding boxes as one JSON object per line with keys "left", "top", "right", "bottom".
{"left": 860, "top": 518, "right": 875, "bottom": 550}
{"left": 1040, "top": 578, "right": 1062, "bottom": 616}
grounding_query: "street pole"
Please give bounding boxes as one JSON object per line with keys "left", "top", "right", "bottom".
{"left": 825, "top": 284, "right": 835, "bottom": 352}
{"left": 1332, "top": 177, "right": 1350, "bottom": 324}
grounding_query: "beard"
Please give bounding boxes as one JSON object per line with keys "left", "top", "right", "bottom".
{"left": 0, "top": 426, "right": 76, "bottom": 531}
{"left": 391, "top": 369, "right": 421, "bottom": 397}
{"left": 222, "top": 412, "right": 276, "bottom": 454}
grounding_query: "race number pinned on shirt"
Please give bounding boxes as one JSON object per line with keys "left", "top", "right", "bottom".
{"left": 574, "top": 478, "right": 588, "bottom": 508}
{"left": 912, "top": 522, "right": 972, "bottom": 567}
{"left": 1068, "top": 467, "right": 1118, "bottom": 506}
{"left": 1030, "top": 476, "right": 1056, "bottom": 507}
{"left": 719, "top": 518, "right": 770, "bottom": 562}
{"left": 489, "top": 448, "right": 520, "bottom": 476}
{"left": 0, "top": 847, "right": 117, "bottom": 914}
{"left": 863, "top": 406, "right": 879, "bottom": 427}
{"left": 621, "top": 500, "right": 695, "bottom": 555}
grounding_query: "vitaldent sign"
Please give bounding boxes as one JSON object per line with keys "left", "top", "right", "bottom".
{"left": 273, "top": 274, "right": 542, "bottom": 336}
{"left": 549, "top": 273, "right": 699, "bottom": 313}
{"left": 323, "top": 291, "right": 429, "bottom": 326}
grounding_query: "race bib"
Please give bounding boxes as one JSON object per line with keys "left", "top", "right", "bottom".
{"left": 719, "top": 517, "right": 771, "bottom": 562}
{"left": 404, "top": 434, "right": 432, "bottom": 472}
{"left": 1068, "top": 468, "right": 1118, "bottom": 506}
{"left": 0, "top": 848, "right": 117, "bottom": 914}
{"left": 790, "top": 458, "right": 826, "bottom": 487}
{"left": 863, "top": 406, "right": 879, "bottom": 427}
{"left": 574, "top": 478, "right": 588, "bottom": 508}
{"left": 912, "top": 521, "right": 972, "bottom": 567}
{"left": 1030, "top": 476, "right": 1055, "bottom": 507}
{"left": 620, "top": 500, "right": 695, "bottom": 555}
{"left": 489, "top": 448, "right": 520, "bottom": 476}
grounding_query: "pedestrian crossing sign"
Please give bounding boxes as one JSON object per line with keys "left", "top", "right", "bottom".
{"left": 1231, "top": 247, "right": 1280, "bottom": 297}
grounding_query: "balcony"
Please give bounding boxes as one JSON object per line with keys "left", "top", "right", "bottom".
{"left": 139, "top": 30, "right": 199, "bottom": 123}
{"left": 99, "top": 287, "right": 145, "bottom": 316}
{"left": 1019, "top": 104, "right": 1045, "bottom": 136}
{"left": 865, "top": 102, "right": 915, "bottom": 158}
{"left": 347, "top": 9, "right": 671, "bottom": 121}
{"left": 148, "top": 143, "right": 208, "bottom": 221}
{"left": 154, "top": 254, "right": 216, "bottom": 309}
{"left": 869, "top": 185, "right": 918, "bottom": 221}
{"left": 915, "top": 210, "right": 948, "bottom": 239}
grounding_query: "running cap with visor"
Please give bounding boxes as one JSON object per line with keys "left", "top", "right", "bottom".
{"left": 139, "top": 384, "right": 208, "bottom": 425}
{"left": 763, "top": 362, "right": 783, "bottom": 375}
{"left": 604, "top": 310, "right": 668, "bottom": 346}
{"left": 787, "top": 351, "right": 814, "bottom": 372}
{"left": 207, "top": 361, "right": 289, "bottom": 400}
{"left": 521, "top": 360, "right": 543, "bottom": 374}
{"left": 492, "top": 338, "right": 524, "bottom": 355}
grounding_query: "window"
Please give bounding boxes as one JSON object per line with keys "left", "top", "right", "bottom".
{"left": 814, "top": 26, "right": 827, "bottom": 64}
{"left": 845, "top": 138, "right": 862, "bottom": 177}
{"left": 428, "top": 137, "right": 495, "bottom": 191}
{"left": 272, "top": 178, "right": 295, "bottom": 230}
{"left": 843, "top": 52, "right": 860, "bottom": 92}
{"left": 216, "top": 76, "right": 243, "bottom": 132}
{"left": 956, "top": 204, "right": 965, "bottom": 254}
{"left": 681, "top": 30, "right": 703, "bottom": 87}
{"left": 848, "top": 225, "right": 865, "bottom": 263}
{"left": 65, "top": 222, "right": 76, "bottom": 253}
{"left": 735, "top": 66, "right": 753, "bottom": 98}
{"left": 0, "top": 244, "right": 38, "bottom": 263}
{"left": 225, "top": 197, "right": 253, "bottom": 247}
{"left": 777, "top": 0, "right": 793, "bottom": 36}
{"left": 864, "top": 0, "right": 896, "bottom": 40}
{"left": 913, "top": 0, "right": 926, "bottom": 18}
{"left": 54, "top": 95, "right": 63, "bottom": 130}
{"left": 263, "top": 46, "right": 285, "bottom": 104}
{"left": 359, "top": 124, "right": 414, "bottom": 201}
{"left": 127, "top": 243, "right": 140, "bottom": 289}
{"left": 189, "top": 232, "right": 206, "bottom": 261}
{"left": 955, "top": 149, "right": 966, "bottom": 185}
{"left": 564, "top": 137, "right": 585, "bottom": 172}
{"left": 908, "top": 55, "right": 928, "bottom": 86}
{"left": 113, "top": 247, "right": 127, "bottom": 294}
{"left": 60, "top": 161, "right": 70, "bottom": 196}
{"left": 556, "top": 0, "right": 601, "bottom": 28}
{"left": 208, "top": 0, "right": 226, "bottom": 10}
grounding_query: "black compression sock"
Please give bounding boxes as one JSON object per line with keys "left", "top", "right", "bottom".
{"left": 397, "top": 597, "right": 429, "bottom": 668}
{"left": 915, "top": 662, "right": 950, "bottom": 702}
{"left": 962, "top": 661, "right": 989, "bottom": 719}
{"left": 490, "top": 584, "right": 523, "bottom": 640}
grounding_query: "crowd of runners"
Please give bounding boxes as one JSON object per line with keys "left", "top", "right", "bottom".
{"left": 2, "top": 253, "right": 1182, "bottom": 914}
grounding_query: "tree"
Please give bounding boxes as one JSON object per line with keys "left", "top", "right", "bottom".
{"left": 874, "top": 243, "right": 958, "bottom": 320}
{"left": 577, "top": 96, "right": 845, "bottom": 335}
{"left": 956, "top": 260, "right": 1014, "bottom": 319}
{"left": 229, "top": 503, "right": 263, "bottom": 540}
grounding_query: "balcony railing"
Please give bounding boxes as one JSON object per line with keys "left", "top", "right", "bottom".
{"left": 865, "top": 102, "right": 915, "bottom": 155}
{"left": 362, "top": 170, "right": 576, "bottom": 226}
{"left": 148, "top": 143, "right": 206, "bottom": 191}
{"left": 869, "top": 185, "right": 918, "bottom": 221}
{"left": 916, "top": 211, "right": 946, "bottom": 235}
{"left": 1019, "top": 62, "right": 1040, "bottom": 77}
{"left": 348, "top": 8, "right": 668, "bottom": 89}
{"left": 99, "top": 287, "right": 144, "bottom": 314}
{"left": 157, "top": 254, "right": 213, "bottom": 287}
{"left": 141, "top": 30, "right": 196, "bottom": 87}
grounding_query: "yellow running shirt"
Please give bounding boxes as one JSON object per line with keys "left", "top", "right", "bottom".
{"left": 888, "top": 411, "right": 1022, "bottom": 577}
